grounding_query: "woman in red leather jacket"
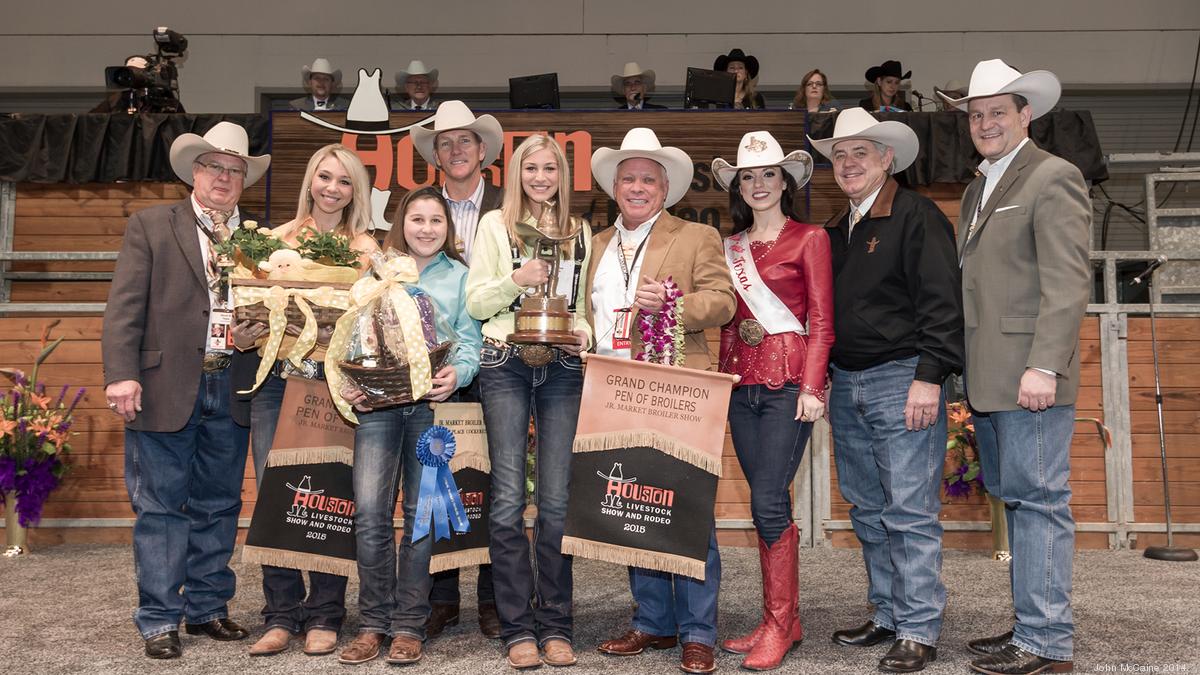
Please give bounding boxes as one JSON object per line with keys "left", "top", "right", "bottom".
{"left": 711, "top": 131, "right": 834, "bottom": 671}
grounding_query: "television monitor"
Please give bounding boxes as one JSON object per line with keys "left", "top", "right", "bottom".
{"left": 509, "top": 73, "right": 560, "bottom": 110}
{"left": 684, "top": 67, "right": 736, "bottom": 108}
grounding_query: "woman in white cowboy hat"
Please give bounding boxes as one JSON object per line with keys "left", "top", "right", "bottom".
{"left": 236, "top": 143, "right": 379, "bottom": 659}
{"left": 711, "top": 131, "right": 834, "bottom": 671}
{"left": 464, "top": 133, "right": 592, "bottom": 670}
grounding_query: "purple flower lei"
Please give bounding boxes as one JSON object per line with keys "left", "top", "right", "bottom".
{"left": 635, "top": 277, "right": 685, "bottom": 367}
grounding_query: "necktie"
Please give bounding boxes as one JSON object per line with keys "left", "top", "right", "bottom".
{"left": 967, "top": 194, "right": 985, "bottom": 241}
{"left": 848, "top": 209, "right": 862, "bottom": 240}
{"left": 201, "top": 209, "right": 232, "bottom": 295}
{"left": 315, "top": 99, "right": 327, "bottom": 110}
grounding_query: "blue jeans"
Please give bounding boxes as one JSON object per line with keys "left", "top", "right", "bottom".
{"left": 829, "top": 357, "right": 947, "bottom": 647}
{"left": 353, "top": 401, "right": 435, "bottom": 638}
{"left": 477, "top": 343, "right": 582, "bottom": 647}
{"left": 728, "top": 384, "right": 813, "bottom": 545}
{"left": 629, "top": 527, "right": 722, "bottom": 647}
{"left": 973, "top": 405, "right": 1076, "bottom": 661}
{"left": 250, "top": 373, "right": 348, "bottom": 634}
{"left": 124, "top": 368, "right": 249, "bottom": 639}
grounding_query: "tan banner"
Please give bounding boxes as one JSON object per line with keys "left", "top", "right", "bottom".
{"left": 430, "top": 402, "right": 492, "bottom": 573}
{"left": 563, "top": 354, "right": 735, "bottom": 579}
{"left": 269, "top": 375, "right": 356, "bottom": 452}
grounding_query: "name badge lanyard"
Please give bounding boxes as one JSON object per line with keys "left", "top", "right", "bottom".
{"left": 507, "top": 229, "right": 587, "bottom": 313}
{"left": 195, "top": 215, "right": 234, "bottom": 351}
{"left": 194, "top": 214, "right": 233, "bottom": 306}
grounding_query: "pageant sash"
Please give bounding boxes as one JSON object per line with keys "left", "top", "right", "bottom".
{"left": 412, "top": 425, "right": 470, "bottom": 543}
{"left": 723, "top": 233, "right": 807, "bottom": 336}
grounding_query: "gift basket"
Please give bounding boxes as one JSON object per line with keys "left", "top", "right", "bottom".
{"left": 326, "top": 252, "right": 456, "bottom": 420}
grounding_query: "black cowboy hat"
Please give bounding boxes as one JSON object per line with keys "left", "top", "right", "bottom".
{"left": 864, "top": 59, "right": 912, "bottom": 83}
{"left": 713, "top": 48, "right": 760, "bottom": 80}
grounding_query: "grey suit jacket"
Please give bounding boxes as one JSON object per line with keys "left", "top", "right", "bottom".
{"left": 101, "top": 199, "right": 261, "bottom": 432}
{"left": 958, "top": 141, "right": 1092, "bottom": 412}
{"left": 289, "top": 95, "right": 351, "bottom": 111}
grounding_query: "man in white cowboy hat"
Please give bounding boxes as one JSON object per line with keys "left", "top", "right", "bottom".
{"left": 941, "top": 59, "right": 1089, "bottom": 675}
{"left": 612, "top": 62, "right": 667, "bottom": 110}
{"left": 393, "top": 59, "right": 439, "bottom": 111}
{"left": 412, "top": 100, "right": 504, "bottom": 265}
{"left": 934, "top": 79, "right": 968, "bottom": 112}
{"left": 290, "top": 58, "right": 350, "bottom": 111}
{"left": 590, "top": 128, "right": 736, "bottom": 675}
{"left": 809, "top": 108, "right": 963, "bottom": 673}
{"left": 102, "top": 121, "right": 270, "bottom": 659}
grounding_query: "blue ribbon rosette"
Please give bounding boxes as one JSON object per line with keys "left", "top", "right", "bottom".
{"left": 413, "top": 425, "right": 470, "bottom": 542}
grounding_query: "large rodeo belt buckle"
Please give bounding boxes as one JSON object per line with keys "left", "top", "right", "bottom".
{"left": 737, "top": 319, "right": 766, "bottom": 347}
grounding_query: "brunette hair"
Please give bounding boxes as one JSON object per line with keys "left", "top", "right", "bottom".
{"left": 382, "top": 187, "right": 466, "bottom": 266}
{"left": 728, "top": 168, "right": 802, "bottom": 235}
{"left": 792, "top": 69, "right": 833, "bottom": 110}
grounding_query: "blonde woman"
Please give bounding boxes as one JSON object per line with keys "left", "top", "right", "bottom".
{"left": 238, "top": 143, "right": 378, "bottom": 658}
{"left": 465, "top": 134, "right": 592, "bottom": 670}
{"left": 270, "top": 143, "right": 380, "bottom": 270}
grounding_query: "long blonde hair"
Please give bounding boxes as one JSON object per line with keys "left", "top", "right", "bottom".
{"left": 295, "top": 143, "right": 374, "bottom": 237}
{"left": 499, "top": 134, "right": 575, "bottom": 255}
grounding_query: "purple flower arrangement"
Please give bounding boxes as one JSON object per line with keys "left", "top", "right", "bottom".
{"left": 1, "top": 323, "right": 80, "bottom": 528}
{"left": 635, "top": 277, "right": 685, "bottom": 367}
{"left": 943, "top": 401, "right": 984, "bottom": 500}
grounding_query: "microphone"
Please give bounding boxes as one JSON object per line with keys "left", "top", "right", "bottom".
{"left": 1130, "top": 255, "right": 1167, "bottom": 285}
{"left": 911, "top": 90, "right": 926, "bottom": 111}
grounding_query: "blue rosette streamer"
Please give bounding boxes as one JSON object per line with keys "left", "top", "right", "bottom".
{"left": 413, "top": 425, "right": 470, "bottom": 542}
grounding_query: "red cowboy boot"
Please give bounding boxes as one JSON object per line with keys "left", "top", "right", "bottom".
{"left": 741, "top": 524, "right": 802, "bottom": 671}
{"left": 720, "top": 533, "right": 771, "bottom": 655}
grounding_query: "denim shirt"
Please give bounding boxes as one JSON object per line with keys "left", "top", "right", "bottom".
{"left": 418, "top": 252, "right": 483, "bottom": 389}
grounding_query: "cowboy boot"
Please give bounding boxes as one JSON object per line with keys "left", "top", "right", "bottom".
{"left": 720, "top": 533, "right": 771, "bottom": 655}
{"left": 741, "top": 524, "right": 801, "bottom": 671}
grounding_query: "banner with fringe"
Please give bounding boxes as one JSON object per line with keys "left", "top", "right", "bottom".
{"left": 430, "top": 403, "right": 493, "bottom": 572}
{"left": 242, "top": 377, "right": 359, "bottom": 577}
{"left": 563, "top": 354, "right": 735, "bottom": 580}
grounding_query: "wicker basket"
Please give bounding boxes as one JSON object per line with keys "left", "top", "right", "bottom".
{"left": 232, "top": 278, "right": 352, "bottom": 331}
{"left": 338, "top": 341, "right": 453, "bottom": 407}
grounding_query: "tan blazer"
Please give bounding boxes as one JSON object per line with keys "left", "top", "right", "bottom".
{"left": 958, "top": 141, "right": 1092, "bottom": 412}
{"left": 584, "top": 212, "right": 736, "bottom": 371}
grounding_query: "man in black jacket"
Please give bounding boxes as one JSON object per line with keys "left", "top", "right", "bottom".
{"left": 808, "top": 108, "right": 963, "bottom": 674}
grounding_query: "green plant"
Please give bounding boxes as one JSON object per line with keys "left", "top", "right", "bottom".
{"left": 214, "top": 220, "right": 285, "bottom": 265}
{"left": 297, "top": 229, "right": 361, "bottom": 268}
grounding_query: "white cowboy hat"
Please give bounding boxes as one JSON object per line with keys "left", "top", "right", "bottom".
{"left": 410, "top": 100, "right": 504, "bottom": 167}
{"left": 712, "top": 131, "right": 813, "bottom": 191}
{"left": 938, "top": 59, "right": 1061, "bottom": 119}
{"left": 395, "top": 59, "right": 439, "bottom": 87}
{"left": 611, "top": 62, "right": 656, "bottom": 96}
{"left": 807, "top": 108, "right": 919, "bottom": 174}
{"left": 302, "top": 58, "right": 341, "bottom": 84}
{"left": 301, "top": 68, "right": 434, "bottom": 136}
{"left": 934, "top": 78, "right": 968, "bottom": 99}
{"left": 591, "top": 128, "right": 694, "bottom": 208}
{"left": 169, "top": 121, "right": 271, "bottom": 187}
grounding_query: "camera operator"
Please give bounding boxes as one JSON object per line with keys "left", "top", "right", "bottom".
{"left": 95, "top": 28, "right": 188, "bottom": 114}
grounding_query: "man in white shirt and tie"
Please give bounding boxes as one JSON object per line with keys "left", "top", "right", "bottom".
{"left": 393, "top": 60, "right": 441, "bottom": 111}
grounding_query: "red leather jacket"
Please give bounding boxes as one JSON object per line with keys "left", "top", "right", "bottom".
{"left": 719, "top": 220, "right": 835, "bottom": 398}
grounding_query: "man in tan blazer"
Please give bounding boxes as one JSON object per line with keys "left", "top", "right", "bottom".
{"left": 102, "top": 122, "right": 269, "bottom": 659}
{"left": 941, "top": 60, "right": 1092, "bottom": 675}
{"left": 588, "top": 128, "right": 736, "bottom": 674}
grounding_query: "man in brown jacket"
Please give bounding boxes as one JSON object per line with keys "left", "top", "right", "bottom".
{"left": 102, "top": 122, "right": 269, "bottom": 659}
{"left": 588, "top": 128, "right": 736, "bottom": 674}
{"left": 941, "top": 60, "right": 1092, "bottom": 675}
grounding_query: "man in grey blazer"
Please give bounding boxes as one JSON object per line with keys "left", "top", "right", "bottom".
{"left": 102, "top": 122, "right": 270, "bottom": 659}
{"left": 289, "top": 58, "right": 350, "bottom": 111}
{"left": 941, "top": 60, "right": 1092, "bottom": 675}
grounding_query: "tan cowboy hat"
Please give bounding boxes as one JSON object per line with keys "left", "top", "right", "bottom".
{"left": 712, "top": 131, "right": 813, "bottom": 191}
{"left": 611, "top": 62, "right": 656, "bottom": 96}
{"left": 807, "top": 108, "right": 919, "bottom": 174}
{"left": 302, "top": 58, "right": 341, "bottom": 84}
{"left": 395, "top": 59, "right": 439, "bottom": 87}
{"left": 934, "top": 79, "right": 967, "bottom": 99}
{"left": 591, "top": 128, "right": 694, "bottom": 207}
{"left": 938, "top": 59, "right": 1061, "bottom": 119}
{"left": 169, "top": 121, "right": 270, "bottom": 187}
{"left": 410, "top": 100, "right": 503, "bottom": 167}
{"left": 302, "top": 68, "right": 434, "bottom": 135}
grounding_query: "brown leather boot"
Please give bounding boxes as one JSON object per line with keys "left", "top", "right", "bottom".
{"left": 741, "top": 524, "right": 802, "bottom": 670}
{"left": 338, "top": 632, "right": 385, "bottom": 665}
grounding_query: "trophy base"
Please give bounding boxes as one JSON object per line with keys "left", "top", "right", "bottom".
{"left": 508, "top": 296, "right": 578, "bottom": 346}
